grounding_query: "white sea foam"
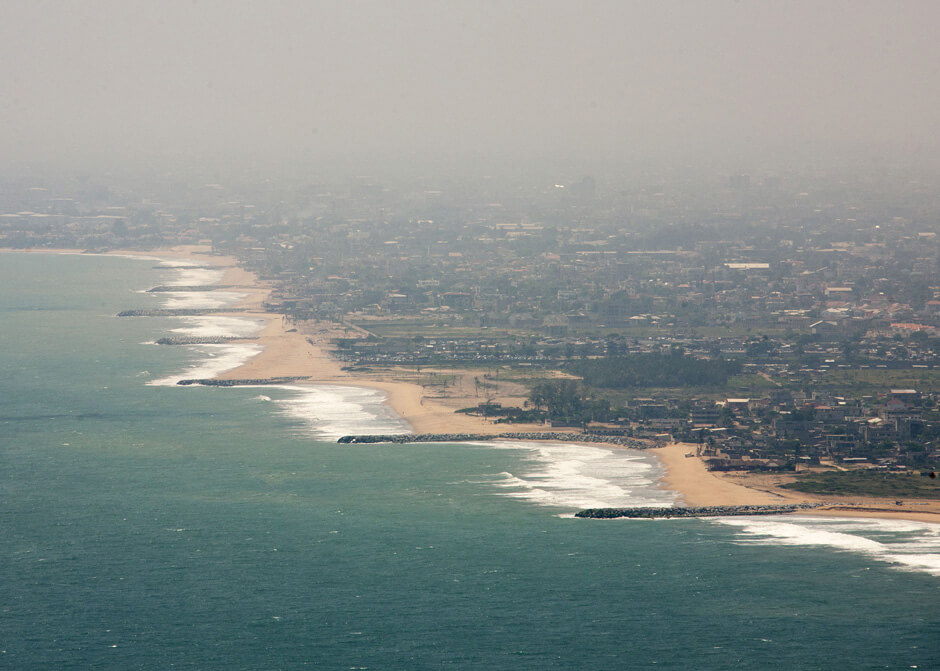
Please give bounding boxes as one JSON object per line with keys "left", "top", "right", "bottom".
{"left": 171, "top": 315, "right": 265, "bottom": 338}
{"left": 144, "top": 260, "right": 263, "bottom": 386}
{"left": 148, "top": 342, "right": 264, "bottom": 386}
{"left": 474, "top": 440, "right": 675, "bottom": 511}
{"left": 147, "top": 259, "right": 245, "bottom": 311}
{"left": 269, "top": 384, "right": 411, "bottom": 441}
{"left": 51, "top": 251, "right": 166, "bottom": 262}
{"left": 158, "top": 290, "right": 247, "bottom": 310}
{"left": 158, "top": 263, "right": 226, "bottom": 287}
{"left": 713, "top": 516, "right": 940, "bottom": 577}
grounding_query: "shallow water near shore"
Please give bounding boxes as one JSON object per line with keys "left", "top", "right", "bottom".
{"left": 2, "top": 252, "right": 939, "bottom": 670}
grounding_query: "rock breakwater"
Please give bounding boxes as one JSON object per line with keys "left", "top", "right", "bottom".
{"left": 575, "top": 504, "right": 822, "bottom": 519}
{"left": 337, "top": 432, "right": 662, "bottom": 449}
{"left": 147, "top": 285, "right": 233, "bottom": 292}
{"left": 156, "top": 336, "right": 256, "bottom": 345}
{"left": 177, "top": 376, "right": 308, "bottom": 386}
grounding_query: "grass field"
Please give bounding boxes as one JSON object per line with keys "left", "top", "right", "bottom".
{"left": 351, "top": 318, "right": 537, "bottom": 339}
{"left": 817, "top": 368, "right": 940, "bottom": 394}
{"left": 780, "top": 470, "right": 940, "bottom": 499}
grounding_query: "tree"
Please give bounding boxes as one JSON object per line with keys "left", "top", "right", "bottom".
{"left": 527, "top": 380, "right": 585, "bottom": 421}
{"left": 717, "top": 406, "right": 735, "bottom": 428}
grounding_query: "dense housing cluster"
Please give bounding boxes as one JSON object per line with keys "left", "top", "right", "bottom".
{"left": 2, "top": 166, "right": 938, "bottom": 473}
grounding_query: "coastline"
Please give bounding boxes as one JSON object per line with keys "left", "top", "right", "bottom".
{"left": 207, "top": 253, "right": 938, "bottom": 525}
{"left": 8, "top": 245, "right": 939, "bottom": 525}
{"left": 653, "top": 441, "right": 940, "bottom": 524}
{"left": 650, "top": 442, "right": 786, "bottom": 507}
{"left": 2, "top": 245, "right": 532, "bottom": 435}
{"left": 145, "top": 246, "right": 540, "bottom": 435}
{"left": 210, "top": 311, "right": 542, "bottom": 435}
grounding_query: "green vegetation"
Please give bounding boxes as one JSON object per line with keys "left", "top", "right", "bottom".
{"left": 570, "top": 353, "right": 741, "bottom": 389}
{"left": 527, "top": 379, "right": 613, "bottom": 424}
{"left": 780, "top": 470, "right": 940, "bottom": 499}
{"left": 816, "top": 369, "right": 940, "bottom": 394}
{"left": 456, "top": 403, "right": 547, "bottom": 424}
{"left": 350, "top": 319, "right": 536, "bottom": 339}
{"left": 725, "top": 373, "right": 779, "bottom": 392}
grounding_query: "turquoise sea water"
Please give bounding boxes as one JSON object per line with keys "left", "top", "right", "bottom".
{"left": 2, "top": 252, "right": 939, "bottom": 670}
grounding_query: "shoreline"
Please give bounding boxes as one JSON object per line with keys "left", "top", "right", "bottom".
{"left": 3, "top": 245, "right": 521, "bottom": 435}
{"left": 652, "top": 441, "right": 940, "bottom": 524}
{"left": 9, "top": 246, "right": 940, "bottom": 525}
{"left": 142, "top": 246, "right": 540, "bottom": 436}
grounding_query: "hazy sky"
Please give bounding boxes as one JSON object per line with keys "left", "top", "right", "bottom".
{"left": 2, "top": 0, "right": 939, "bottom": 172}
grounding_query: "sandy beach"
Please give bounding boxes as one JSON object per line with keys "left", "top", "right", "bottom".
{"left": 178, "top": 247, "right": 940, "bottom": 524}
{"left": 651, "top": 442, "right": 787, "bottom": 506}
{"left": 16, "top": 245, "right": 936, "bottom": 524}
{"left": 653, "top": 442, "right": 940, "bottom": 523}
{"left": 218, "top": 319, "right": 545, "bottom": 434}
{"left": 117, "top": 246, "right": 540, "bottom": 435}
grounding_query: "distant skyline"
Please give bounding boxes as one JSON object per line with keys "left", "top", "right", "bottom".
{"left": 2, "top": 0, "right": 939, "bottom": 175}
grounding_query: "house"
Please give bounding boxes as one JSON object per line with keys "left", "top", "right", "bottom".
{"left": 810, "top": 320, "right": 844, "bottom": 340}
{"left": 441, "top": 292, "right": 473, "bottom": 310}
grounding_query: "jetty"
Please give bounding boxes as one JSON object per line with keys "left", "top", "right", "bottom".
{"left": 176, "top": 377, "right": 308, "bottom": 386}
{"left": 575, "top": 504, "right": 822, "bottom": 519}
{"left": 337, "top": 432, "right": 662, "bottom": 449}
{"left": 156, "top": 336, "right": 256, "bottom": 345}
{"left": 147, "top": 285, "right": 234, "bottom": 292}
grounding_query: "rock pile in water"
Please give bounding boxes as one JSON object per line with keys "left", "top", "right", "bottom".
{"left": 575, "top": 504, "right": 822, "bottom": 519}
{"left": 177, "top": 377, "right": 307, "bottom": 386}
{"left": 147, "top": 285, "right": 233, "bottom": 292}
{"left": 156, "top": 336, "right": 255, "bottom": 345}
{"left": 337, "top": 432, "right": 662, "bottom": 449}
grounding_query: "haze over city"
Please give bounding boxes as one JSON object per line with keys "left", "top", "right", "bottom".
{"left": 2, "top": 0, "right": 939, "bottom": 175}
{"left": 3, "top": 3, "right": 940, "bottom": 669}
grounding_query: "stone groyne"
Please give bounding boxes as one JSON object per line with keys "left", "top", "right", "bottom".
{"left": 147, "top": 285, "right": 233, "bottom": 292}
{"left": 156, "top": 336, "right": 256, "bottom": 345}
{"left": 575, "top": 504, "right": 822, "bottom": 519}
{"left": 118, "top": 308, "right": 247, "bottom": 317}
{"left": 177, "top": 376, "right": 308, "bottom": 386}
{"left": 337, "top": 432, "right": 662, "bottom": 449}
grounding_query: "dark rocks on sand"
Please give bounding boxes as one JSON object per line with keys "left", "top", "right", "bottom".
{"left": 176, "top": 376, "right": 307, "bottom": 386}
{"left": 337, "top": 432, "right": 662, "bottom": 449}
{"left": 574, "top": 504, "right": 822, "bottom": 519}
{"left": 156, "top": 336, "right": 255, "bottom": 345}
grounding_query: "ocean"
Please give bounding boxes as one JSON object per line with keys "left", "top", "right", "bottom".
{"left": 1, "top": 251, "right": 938, "bottom": 670}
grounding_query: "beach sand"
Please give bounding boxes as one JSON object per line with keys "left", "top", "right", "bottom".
{"left": 650, "top": 443, "right": 786, "bottom": 506}
{"left": 186, "top": 249, "right": 939, "bottom": 524}
{"left": 654, "top": 442, "right": 940, "bottom": 523}
{"left": 215, "top": 313, "right": 541, "bottom": 434}
{"left": 135, "top": 247, "right": 543, "bottom": 435}
{"left": 22, "top": 244, "right": 933, "bottom": 524}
